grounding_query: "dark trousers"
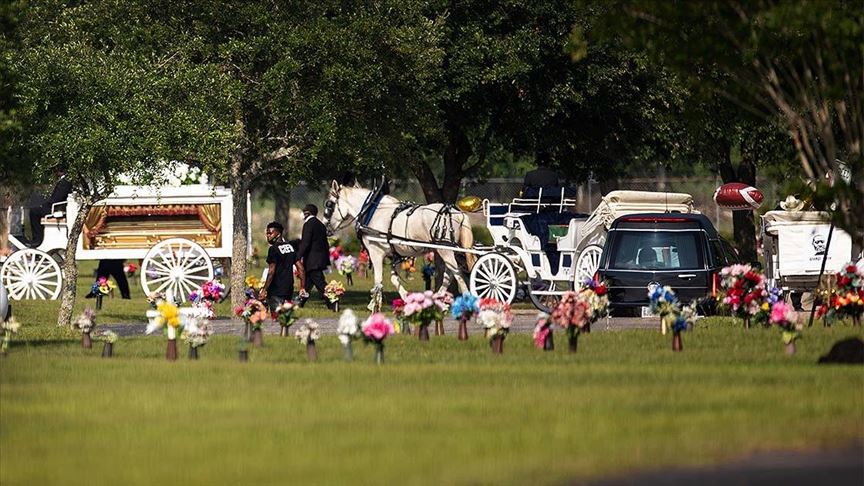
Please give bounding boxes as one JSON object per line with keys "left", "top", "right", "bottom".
{"left": 304, "top": 269, "right": 326, "bottom": 300}
{"left": 96, "top": 259, "right": 131, "bottom": 299}
{"left": 28, "top": 208, "right": 48, "bottom": 246}
{"left": 267, "top": 292, "right": 292, "bottom": 313}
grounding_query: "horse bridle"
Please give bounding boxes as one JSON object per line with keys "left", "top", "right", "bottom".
{"left": 324, "top": 186, "right": 356, "bottom": 235}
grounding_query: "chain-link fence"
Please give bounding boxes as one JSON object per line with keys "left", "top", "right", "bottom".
{"left": 279, "top": 176, "right": 784, "bottom": 237}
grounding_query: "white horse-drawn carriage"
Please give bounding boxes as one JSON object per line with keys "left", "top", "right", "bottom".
{"left": 1, "top": 184, "right": 247, "bottom": 303}
{"left": 760, "top": 209, "right": 853, "bottom": 300}
{"left": 324, "top": 180, "right": 697, "bottom": 312}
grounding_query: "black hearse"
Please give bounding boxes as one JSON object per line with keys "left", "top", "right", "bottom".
{"left": 596, "top": 213, "right": 740, "bottom": 316}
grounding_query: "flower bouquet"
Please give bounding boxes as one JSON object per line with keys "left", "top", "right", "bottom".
{"left": 274, "top": 301, "right": 297, "bottom": 337}
{"left": 477, "top": 298, "right": 512, "bottom": 353}
{"left": 577, "top": 278, "right": 610, "bottom": 333}
{"left": 234, "top": 298, "right": 268, "bottom": 347}
{"left": 648, "top": 286, "right": 696, "bottom": 351}
{"left": 1, "top": 316, "right": 21, "bottom": 355}
{"left": 123, "top": 262, "right": 138, "bottom": 280}
{"left": 189, "top": 280, "right": 225, "bottom": 319}
{"left": 391, "top": 298, "right": 407, "bottom": 334}
{"left": 549, "top": 292, "right": 591, "bottom": 352}
{"left": 362, "top": 313, "right": 396, "bottom": 365}
{"left": 816, "top": 263, "right": 864, "bottom": 327}
{"left": 533, "top": 313, "right": 554, "bottom": 350}
{"left": 450, "top": 292, "right": 479, "bottom": 341}
{"left": 245, "top": 276, "right": 265, "bottom": 299}
{"left": 96, "top": 330, "right": 118, "bottom": 358}
{"left": 145, "top": 301, "right": 182, "bottom": 360}
{"left": 337, "top": 255, "right": 357, "bottom": 286}
{"left": 295, "top": 319, "right": 321, "bottom": 361}
{"left": 402, "top": 291, "right": 445, "bottom": 341}
{"left": 90, "top": 276, "right": 115, "bottom": 309}
{"left": 770, "top": 301, "right": 801, "bottom": 355}
{"left": 337, "top": 309, "right": 360, "bottom": 361}
{"left": 432, "top": 291, "right": 453, "bottom": 335}
{"left": 180, "top": 307, "right": 213, "bottom": 360}
{"left": 325, "top": 280, "right": 346, "bottom": 311}
{"left": 73, "top": 307, "right": 97, "bottom": 348}
{"left": 718, "top": 264, "right": 768, "bottom": 328}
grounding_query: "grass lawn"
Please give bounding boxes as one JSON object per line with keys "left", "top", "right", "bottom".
{"left": 1, "top": 308, "right": 862, "bottom": 485}
{"left": 2, "top": 262, "right": 863, "bottom": 484}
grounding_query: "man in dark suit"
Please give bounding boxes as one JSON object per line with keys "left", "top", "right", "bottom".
{"left": 296, "top": 204, "right": 330, "bottom": 307}
{"left": 29, "top": 175, "right": 72, "bottom": 246}
{"left": 522, "top": 159, "right": 561, "bottom": 191}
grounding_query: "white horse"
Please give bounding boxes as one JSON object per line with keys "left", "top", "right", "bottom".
{"left": 323, "top": 180, "right": 475, "bottom": 310}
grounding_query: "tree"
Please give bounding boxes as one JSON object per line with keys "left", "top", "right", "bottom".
{"left": 589, "top": 0, "right": 864, "bottom": 245}
{"left": 396, "top": 0, "right": 688, "bottom": 204}
{"left": 14, "top": 0, "right": 446, "bottom": 316}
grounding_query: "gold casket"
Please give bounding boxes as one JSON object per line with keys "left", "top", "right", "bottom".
{"left": 81, "top": 204, "right": 222, "bottom": 250}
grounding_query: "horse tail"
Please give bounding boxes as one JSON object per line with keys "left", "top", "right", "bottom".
{"left": 459, "top": 220, "right": 476, "bottom": 272}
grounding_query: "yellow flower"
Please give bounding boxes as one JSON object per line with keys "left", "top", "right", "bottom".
{"left": 761, "top": 302, "right": 770, "bottom": 311}
{"left": 157, "top": 301, "right": 180, "bottom": 328}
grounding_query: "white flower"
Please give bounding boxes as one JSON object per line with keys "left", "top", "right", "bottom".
{"left": 1, "top": 317, "right": 20, "bottom": 333}
{"left": 295, "top": 319, "right": 321, "bottom": 345}
{"left": 337, "top": 310, "right": 358, "bottom": 345}
{"left": 199, "top": 173, "right": 209, "bottom": 185}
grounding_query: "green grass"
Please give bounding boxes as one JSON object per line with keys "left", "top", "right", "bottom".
{"left": 2, "top": 317, "right": 862, "bottom": 485}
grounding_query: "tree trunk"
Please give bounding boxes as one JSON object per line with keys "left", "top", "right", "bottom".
{"left": 230, "top": 160, "right": 251, "bottom": 311}
{"left": 273, "top": 188, "right": 291, "bottom": 235}
{"left": 56, "top": 198, "right": 92, "bottom": 327}
{"left": 718, "top": 150, "right": 758, "bottom": 263}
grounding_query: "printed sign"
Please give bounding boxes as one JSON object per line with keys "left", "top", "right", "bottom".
{"left": 777, "top": 224, "right": 852, "bottom": 275}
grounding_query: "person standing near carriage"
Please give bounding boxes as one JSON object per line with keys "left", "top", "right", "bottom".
{"left": 260, "top": 221, "right": 305, "bottom": 312}
{"left": 296, "top": 204, "right": 330, "bottom": 307}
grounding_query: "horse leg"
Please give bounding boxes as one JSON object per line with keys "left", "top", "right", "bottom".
{"left": 389, "top": 259, "right": 409, "bottom": 299}
{"left": 436, "top": 250, "right": 469, "bottom": 294}
{"left": 366, "top": 244, "right": 387, "bottom": 312}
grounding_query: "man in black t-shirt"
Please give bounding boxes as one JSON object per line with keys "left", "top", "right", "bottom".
{"left": 260, "top": 221, "right": 305, "bottom": 312}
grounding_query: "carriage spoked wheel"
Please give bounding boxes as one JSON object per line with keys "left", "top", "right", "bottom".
{"left": 469, "top": 252, "right": 518, "bottom": 304}
{"left": 528, "top": 280, "right": 573, "bottom": 314}
{"left": 575, "top": 244, "right": 604, "bottom": 283}
{"left": 0, "top": 249, "right": 63, "bottom": 300}
{"left": 141, "top": 238, "right": 214, "bottom": 303}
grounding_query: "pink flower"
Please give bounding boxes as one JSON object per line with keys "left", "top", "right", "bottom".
{"left": 770, "top": 301, "right": 796, "bottom": 325}
{"left": 362, "top": 313, "right": 395, "bottom": 342}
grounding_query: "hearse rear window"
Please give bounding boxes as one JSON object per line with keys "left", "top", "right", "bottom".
{"left": 609, "top": 231, "right": 704, "bottom": 270}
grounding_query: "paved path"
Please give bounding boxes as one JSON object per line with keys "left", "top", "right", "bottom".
{"left": 104, "top": 311, "right": 662, "bottom": 337}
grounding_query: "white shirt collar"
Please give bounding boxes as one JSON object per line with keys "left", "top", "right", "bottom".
{"left": 304, "top": 214, "right": 314, "bottom": 223}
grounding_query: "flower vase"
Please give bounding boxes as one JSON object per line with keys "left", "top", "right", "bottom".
{"left": 853, "top": 314, "right": 861, "bottom": 327}
{"left": 306, "top": 341, "right": 318, "bottom": 361}
{"left": 333, "top": 300, "right": 339, "bottom": 313}
{"left": 435, "top": 319, "right": 444, "bottom": 336}
{"left": 101, "top": 342, "right": 113, "bottom": 358}
{"left": 96, "top": 294, "right": 103, "bottom": 310}
{"left": 252, "top": 328, "right": 263, "bottom": 347}
{"left": 82, "top": 332, "right": 92, "bottom": 349}
{"left": 491, "top": 335, "right": 505, "bottom": 354}
{"left": 743, "top": 315, "right": 751, "bottom": 329}
{"left": 568, "top": 333, "right": 579, "bottom": 353}
{"left": 458, "top": 318, "right": 469, "bottom": 341}
{"left": 165, "top": 340, "right": 178, "bottom": 361}
{"left": 785, "top": 341, "right": 796, "bottom": 356}
{"left": 246, "top": 323, "right": 253, "bottom": 342}
{"left": 374, "top": 342, "right": 384, "bottom": 365}
{"left": 343, "top": 342, "right": 353, "bottom": 361}
{"left": 188, "top": 346, "right": 199, "bottom": 360}
{"left": 543, "top": 329, "right": 554, "bottom": 351}
{"left": 401, "top": 320, "right": 411, "bottom": 335}
{"left": 418, "top": 323, "right": 430, "bottom": 341}
{"left": 672, "top": 331, "right": 683, "bottom": 352}
{"left": 280, "top": 326, "right": 290, "bottom": 337}
{"left": 238, "top": 350, "right": 249, "bottom": 362}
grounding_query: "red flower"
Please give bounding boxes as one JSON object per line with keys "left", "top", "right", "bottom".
{"left": 846, "top": 265, "right": 857, "bottom": 273}
{"left": 595, "top": 284, "right": 607, "bottom": 296}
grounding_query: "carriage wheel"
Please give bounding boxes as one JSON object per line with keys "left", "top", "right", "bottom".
{"left": 0, "top": 249, "right": 63, "bottom": 300}
{"left": 141, "top": 238, "right": 214, "bottom": 303}
{"left": 575, "top": 245, "right": 603, "bottom": 283}
{"left": 469, "top": 253, "right": 518, "bottom": 304}
{"left": 528, "top": 280, "right": 572, "bottom": 314}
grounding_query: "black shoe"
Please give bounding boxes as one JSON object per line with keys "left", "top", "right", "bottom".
{"left": 298, "top": 297, "right": 307, "bottom": 308}
{"left": 85, "top": 291, "right": 97, "bottom": 299}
